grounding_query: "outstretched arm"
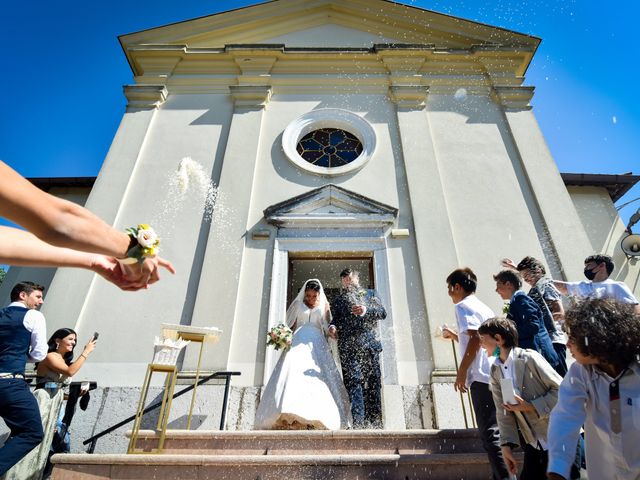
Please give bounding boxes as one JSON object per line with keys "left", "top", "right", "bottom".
{"left": 552, "top": 280, "right": 569, "bottom": 295}
{"left": 0, "top": 161, "right": 131, "bottom": 257}
{"left": 0, "top": 226, "right": 172, "bottom": 291}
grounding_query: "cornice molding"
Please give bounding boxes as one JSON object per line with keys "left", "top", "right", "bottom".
{"left": 123, "top": 85, "right": 168, "bottom": 109}
{"left": 388, "top": 85, "right": 429, "bottom": 109}
{"left": 492, "top": 85, "right": 535, "bottom": 110}
{"left": 229, "top": 84, "right": 272, "bottom": 108}
{"left": 120, "top": 44, "right": 537, "bottom": 101}
{"left": 234, "top": 55, "right": 277, "bottom": 86}
{"left": 134, "top": 55, "right": 182, "bottom": 80}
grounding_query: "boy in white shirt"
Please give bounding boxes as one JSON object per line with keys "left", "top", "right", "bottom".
{"left": 443, "top": 268, "right": 509, "bottom": 480}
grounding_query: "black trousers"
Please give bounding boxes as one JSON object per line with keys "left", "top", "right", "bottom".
{"left": 0, "top": 379, "right": 44, "bottom": 476}
{"left": 340, "top": 347, "right": 382, "bottom": 429}
{"left": 469, "top": 381, "right": 510, "bottom": 480}
{"left": 520, "top": 444, "right": 548, "bottom": 480}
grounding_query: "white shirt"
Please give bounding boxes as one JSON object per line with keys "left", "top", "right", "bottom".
{"left": 565, "top": 279, "right": 638, "bottom": 304}
{"left": 453, "top": 295, "right": 494, "bottom": 386}
{"left": 8, "top": 301, "right": 47, "bottom": 363}
{"left": 548, "top": 361, "right": 640, "bottom": 480}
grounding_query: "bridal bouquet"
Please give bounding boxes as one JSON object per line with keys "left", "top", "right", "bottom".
{"left": 266, "top": 323, "right": 293, "bottom": 351}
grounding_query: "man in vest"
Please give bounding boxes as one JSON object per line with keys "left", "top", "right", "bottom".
{"left": 0, "top": 281, "right": 48, "bottom": 475}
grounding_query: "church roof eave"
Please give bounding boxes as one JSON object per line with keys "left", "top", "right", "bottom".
{"left": 118, "top": 0, "right": 540, "bottom": 78}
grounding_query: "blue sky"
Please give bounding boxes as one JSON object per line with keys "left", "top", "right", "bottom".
{"left": 1, "top": 1, "right": 638, "bottom": 230}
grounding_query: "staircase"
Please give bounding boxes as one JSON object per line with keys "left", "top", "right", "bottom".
{"left": 51, "top": 429, "right": 500, "bottom": 479}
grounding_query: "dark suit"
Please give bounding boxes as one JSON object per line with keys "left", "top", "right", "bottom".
{"left": 507, "top": 292, "right": 560, "bottom": 369}
{"left": 331, "top": 287, "right": 386, "bottom": 428}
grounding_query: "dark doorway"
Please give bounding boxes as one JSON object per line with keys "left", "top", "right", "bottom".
{"left": 288, "top": 253, "right": 374, "bottom": 305}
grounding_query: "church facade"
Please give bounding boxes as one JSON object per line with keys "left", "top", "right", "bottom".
{"left": 2, "top": 0, "right": 639, "bottom": 452}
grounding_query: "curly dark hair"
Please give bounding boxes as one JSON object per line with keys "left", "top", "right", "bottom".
{"left": 516, "top": 256, "right": 546, "bottom": 275}
{"left": 584, "top": 254, "right": 614, "bottom": 275}
{"left": 564, "top": 298, "right": 640, "bottom": 368}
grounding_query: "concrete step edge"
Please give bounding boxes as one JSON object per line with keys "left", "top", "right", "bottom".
{"left": 52, "top": 452, "right": 489, "bottom": 466}
{"left": 126, "top": 428, "right": 479, "bottom": 439}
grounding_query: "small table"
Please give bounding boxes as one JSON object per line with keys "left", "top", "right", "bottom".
{"left": 127, "top": 325, "right": 222, "bottom": 454}
{"left": 127, "top": 363, "right": 178, "bottom": 454}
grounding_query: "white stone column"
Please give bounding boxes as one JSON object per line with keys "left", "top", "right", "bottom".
{"left": 184, "top": 85, "right": 272, "bottom": 372}
{"left": 494, "top": 86, "right": 592, "bottom": 280}
{"left": 42, "top": 86, "right": 168, "bottom": 329}
{"left": 389, "top": 85, "right": 468, "bottom": 428}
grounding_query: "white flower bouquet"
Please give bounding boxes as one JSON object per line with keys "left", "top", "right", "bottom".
{"left": 266, "top": 323, "right": 293, "bottom": 351}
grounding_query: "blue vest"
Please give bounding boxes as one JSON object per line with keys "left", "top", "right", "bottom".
{"left": 0, "top": 306, "right": 32, "bottom": 375}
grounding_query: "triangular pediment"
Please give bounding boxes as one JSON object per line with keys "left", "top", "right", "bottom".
{"left": 120, "top": 0, "right": 539, "bottom": 53}
{"left": 264, "top": 184, "right": 397, "bottom": 229}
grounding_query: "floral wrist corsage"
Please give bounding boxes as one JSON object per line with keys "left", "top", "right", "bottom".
{"left": 119, "top": 224, "right": 160, "bottom": 264}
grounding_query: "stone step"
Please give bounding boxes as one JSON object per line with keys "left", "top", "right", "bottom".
{"left": 51, "top": 452, "right": 493, "bottom": 480}
{"left": 127, "top": 429, "right": 485, "bottom": 455}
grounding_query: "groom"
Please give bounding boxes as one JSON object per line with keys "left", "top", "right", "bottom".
{"left": 328, "top": 268, "right": 387, "bottom": 429}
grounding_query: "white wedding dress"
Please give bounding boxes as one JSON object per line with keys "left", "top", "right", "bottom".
{"left": 255, "top": 281, "right": 352, "bottom": 430}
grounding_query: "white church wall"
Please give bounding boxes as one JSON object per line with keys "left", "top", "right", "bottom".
{"left": 53, "top": 93, "right": 235, "bottom": 387}
{"left": 431, "top": 93, "right": 548, "bottom": 314}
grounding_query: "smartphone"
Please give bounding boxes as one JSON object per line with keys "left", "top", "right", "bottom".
{"left": 92, "top": 332, "right": 99, "bottom": 341}
{"left": 500, "top": 377, "right": 517, "bottom": 405}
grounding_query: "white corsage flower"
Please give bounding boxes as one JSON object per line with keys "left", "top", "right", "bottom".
{"left": 137, "top": 227, "right": 158, "bottom": 248}
{"left": 123, "top": 223, "right": 161, "bottom": 263}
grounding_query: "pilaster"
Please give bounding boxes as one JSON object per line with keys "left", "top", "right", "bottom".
{"left": 500, "top": 107, "right": 592, "bottom": 280}
{"left": 389, "top": 87, "right": 470, "bottom": 427}
{"left": 42, "top": 94, "right": 164, "bottom": 330}
{"left": 185, "top": 85, "right": 272, "bottom": 374}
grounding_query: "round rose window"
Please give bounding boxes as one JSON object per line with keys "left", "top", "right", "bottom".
{"left": 296, "top": 128, "right": 363, "bottom": 168}
{"left": 282, "top": 109, "right": 376, "bottom": 177}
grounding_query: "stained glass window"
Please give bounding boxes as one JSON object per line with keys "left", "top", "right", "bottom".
{"left": 296, "top": 128, "right": 363, "bottom": 168}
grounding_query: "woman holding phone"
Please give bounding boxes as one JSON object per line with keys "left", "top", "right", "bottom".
{"left": 2, "top": 328, "right": 97, "bottom": 480}
{"left": 478, "top": 317, "right": 562, "bottom": 480}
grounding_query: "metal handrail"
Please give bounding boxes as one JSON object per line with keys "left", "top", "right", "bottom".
{"left": 82, "top": 371, "right": 241, "bottom": 453}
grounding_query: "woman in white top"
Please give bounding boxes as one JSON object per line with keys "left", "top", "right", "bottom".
{"left": 255, "top": 279, "right": 352, "bottom": 430}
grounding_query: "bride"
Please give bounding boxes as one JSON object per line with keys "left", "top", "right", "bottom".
{"left": 255, "top": 279, "right": 352, "bottom": 430}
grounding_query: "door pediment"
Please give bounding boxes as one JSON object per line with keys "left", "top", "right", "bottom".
{"left": 264, "top": 184, "right": 397, "bottom": 229}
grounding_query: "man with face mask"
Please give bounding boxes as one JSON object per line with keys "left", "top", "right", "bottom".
{"left": 554, "top": 255, "right": 639, "bottom": 314}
